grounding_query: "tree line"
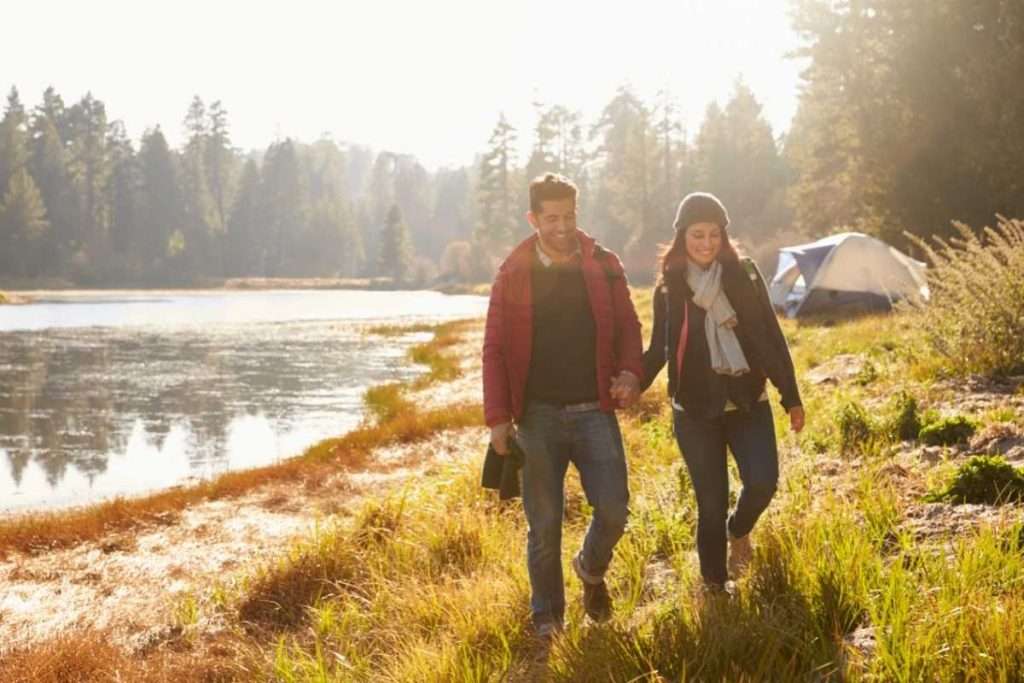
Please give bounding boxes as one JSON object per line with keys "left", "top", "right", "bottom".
{"left": 1, "top": 0, "right": 1020, "bottom": 287}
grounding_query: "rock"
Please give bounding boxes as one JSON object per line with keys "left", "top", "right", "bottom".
{"left": 969, "top": 423, "right": 1024, "bottom": 456}
{"left": 844, "top": 625, "right": 877, "bottom": 658}
{"left": 807, "top": 354, "right": 867, "bottom": 385}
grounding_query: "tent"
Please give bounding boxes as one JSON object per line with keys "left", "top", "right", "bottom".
{"left": 768, "top": 232, "right": 929, "bottom": 317}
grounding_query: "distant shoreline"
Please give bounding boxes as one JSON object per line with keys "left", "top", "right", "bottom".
{"left": 0, "top": 278, "right": 490, "bottom": 302}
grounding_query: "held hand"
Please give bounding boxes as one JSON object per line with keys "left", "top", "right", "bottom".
{"left": 490, "top": 421, "right": 514, "bottom": 456}
{"left": 610, "top": 371, "right": 641, "bottom": 408}
{"left": 789, "top": 406, "right": 805, "bottom": 434}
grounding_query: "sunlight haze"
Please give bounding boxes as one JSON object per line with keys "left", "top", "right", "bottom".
{"left": 4, "top": 0, "right": 802, "bottom": 168}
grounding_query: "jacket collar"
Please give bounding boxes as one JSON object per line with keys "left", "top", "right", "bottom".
{"left": 503, "top": 229, "right": 597, "bottom": 273}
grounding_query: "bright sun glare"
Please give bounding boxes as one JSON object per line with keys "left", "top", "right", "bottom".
{"left": 3, "top": 0, "right": 802, "bottom": 169}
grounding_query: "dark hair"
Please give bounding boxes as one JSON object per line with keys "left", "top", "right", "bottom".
{"left": 529, "top": 173, "right": 578, "bottom": 214}
{"left": 655, "top": 223, "right": 740, "bottom": 285}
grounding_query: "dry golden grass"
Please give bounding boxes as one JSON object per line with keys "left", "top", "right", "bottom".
{"left": 0, "top": 629, "right": 254, "bottom": 682}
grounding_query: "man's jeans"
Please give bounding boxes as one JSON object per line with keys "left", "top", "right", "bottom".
{"left": 515, "top": 402, "right": 630, "bottom": 626}
{"left": 673, "top": 400, "right": 778, "bottom": 586}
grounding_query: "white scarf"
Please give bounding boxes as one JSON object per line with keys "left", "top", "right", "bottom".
{"left": 687, "top": 260, "right": 750, "bottom": 376}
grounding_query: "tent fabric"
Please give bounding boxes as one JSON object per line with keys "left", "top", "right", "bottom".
{"left": 769, "top": 232, "right": 928, "bottom": 317}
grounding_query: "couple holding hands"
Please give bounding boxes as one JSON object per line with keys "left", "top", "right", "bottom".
{"left": 482, "top": 173, "right": 804, "bottom": 637}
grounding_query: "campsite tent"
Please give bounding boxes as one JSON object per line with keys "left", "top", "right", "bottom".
{"left": 768, "top": 232, "right": 929, "bottom": 317}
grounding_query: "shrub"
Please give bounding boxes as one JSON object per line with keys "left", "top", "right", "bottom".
{"left": 926, "top": 455, "right": 1024, "bottom": 505}
{"left": 906, "top": 218, "right": 1024, "bottom": 377}
{"left": 854, "top": 359, "right": 879, "bottom": 386}
{"left": 919, "top": 415, "right": 976, "bottom": 446}
{"left": 836, "top": 400, "right": 876, "bottom": 456}
{"left": 886, "top": 391, "right": 921, "bottom": 441}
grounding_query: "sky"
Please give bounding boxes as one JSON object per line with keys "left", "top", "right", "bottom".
{"left": 2, "top": 0, "right": 806, "bottom": 170}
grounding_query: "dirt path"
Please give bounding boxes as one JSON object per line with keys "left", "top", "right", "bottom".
{"left": 0, "top": 325, "right": 487, "bottom": 655}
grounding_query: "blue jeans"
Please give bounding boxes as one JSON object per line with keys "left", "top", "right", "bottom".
{"left": 515, "top": 402, "right": 630, "bottom": 626}
{"left": 673, "top": 400, "right": 779, "bottom": 586}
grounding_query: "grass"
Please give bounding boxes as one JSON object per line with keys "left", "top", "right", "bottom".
{"left": 0, "top": 320, "right": 474, "bottom": 558}
{"left": 926, "top": 455, "right": 1024, "bottom": 504}
{"left": 7, "top": 295, "right": 1024, "bottom": 680}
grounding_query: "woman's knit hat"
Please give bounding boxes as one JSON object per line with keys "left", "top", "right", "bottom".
{"left": 673, "top": 192, "right": 730, "bottom": 231}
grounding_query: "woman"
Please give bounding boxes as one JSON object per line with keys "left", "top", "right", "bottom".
{"left": 640, "top": 192, "right": 804, "bottom": 592}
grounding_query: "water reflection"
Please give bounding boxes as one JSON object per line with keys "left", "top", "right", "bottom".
{"left": 0, "top": 291, "right": 485, "bottom": 511}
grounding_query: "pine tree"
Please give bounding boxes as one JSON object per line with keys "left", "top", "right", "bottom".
{"left": 138, "top": 127, "right": 183, "bottom": 276}
{"left": 378, "top": 203, "right": 413, "bottom": 283}
{"left": 29, "top": 93, "right": 76, "bottom": 274}
{"left": 106, "top": 121, "right": 142, "bottom": 276}
{"left": 693, "top": 82, "right": 789, "bottom": 242}
{"left": 179, "top": 95, "right": 218, "bottom": 275}
{"left": 67, "top": 93, "right": 111, "bottom": 263}
{"left": 476, "top": 112, "right": 520, "bottom": 253}
{"left": 0, "top": 168, "right": 50, "bottom": 276}
{"left": 261, "top": 139, "right": 307, "bottom": 276}
{"left": 0, "top": 87, "right": 29, "bottom": 199}
{"left": 225, "top": 159, "right": 263, "bottom": 276}
{"left": 590, "top": 85, "right": 653, "bottom": 257}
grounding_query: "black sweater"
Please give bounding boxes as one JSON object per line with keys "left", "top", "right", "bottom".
{"left": 641, "top": 258, "right": 802, "bottom": 420}
{"left": 524, "top": 257, "right": 599, "bottom": 405}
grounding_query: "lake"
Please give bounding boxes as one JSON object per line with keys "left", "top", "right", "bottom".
{"left": 0, "top": 290, "right": 487, "bottom": 512}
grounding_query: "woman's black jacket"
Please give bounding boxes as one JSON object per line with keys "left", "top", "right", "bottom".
{"left": 641, "top": 257, "right": 802, "bottom": 420}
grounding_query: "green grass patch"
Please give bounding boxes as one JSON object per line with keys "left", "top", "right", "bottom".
{"left": 919, "top": 414, "right": 976, "bottom": 446}
{"left": 926, "top": 455, "right": 1024, "bottom": 505}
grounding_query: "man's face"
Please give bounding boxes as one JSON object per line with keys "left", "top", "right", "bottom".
{"left": 528, "top": 197, "right": 577, "bottom": 259}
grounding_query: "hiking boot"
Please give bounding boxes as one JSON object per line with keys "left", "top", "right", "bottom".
{"left": 572, "top": 553, "right": 612, "bottom": 622}
{"left": 696, "top": 579, "right": 736, "bottom": 605}
{"left": 534, "top": 618, "right": 563, "bottom": 641}
{"left": 728, "top": 532, "right": 753, "bottom": 578}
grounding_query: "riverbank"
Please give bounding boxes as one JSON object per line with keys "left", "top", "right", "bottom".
{"left": 0, "top": 277, "right": 491, "bottom": 299}
{"left": 0, "top": 317, "right": 486, "bottom": 660}
{"left": 4, "top": 301, "right": 1024, "bottom": 680}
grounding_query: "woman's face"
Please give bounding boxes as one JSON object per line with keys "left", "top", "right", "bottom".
{"left": 684, "top": 221, "right": 723, "bottom": 268}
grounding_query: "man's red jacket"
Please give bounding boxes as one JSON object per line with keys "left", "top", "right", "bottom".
{"left": 482, "top": 229, "right": 644, "bottom": 428}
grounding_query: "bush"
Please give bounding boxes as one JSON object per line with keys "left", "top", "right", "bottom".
{"left": 887, "top": 391, "right": 921, "bottom": 441}
{"left": 837, "top": 400, "right": 876, "bottom": 456}
{"left": 919, "top": 415, "right": 976, "bottom": 446}
{"left": 926, "top": 455, "right": 1024, "bottom": 505}
{"left": 906, "top": 218, "right": 1024, "bottom": 377}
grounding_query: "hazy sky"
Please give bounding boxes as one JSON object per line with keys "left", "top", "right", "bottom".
{"left": 3, "top": 0, "right": 805, "bottom": 169}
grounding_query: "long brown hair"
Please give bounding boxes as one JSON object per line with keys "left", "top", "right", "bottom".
{"left": 655, "top": 224, "right": 740, "bottom": 285}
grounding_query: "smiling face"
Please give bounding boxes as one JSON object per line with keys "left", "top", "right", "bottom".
{"left": 528, "top": 197, "right": 578, "bottom": 260}
{"left": 683, "top": 221, "right": 723, "bottom": 268}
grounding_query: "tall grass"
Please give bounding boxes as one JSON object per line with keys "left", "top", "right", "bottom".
{"left": 9, "top": 292, "right": 1024, "bottom": 680}
{"left": 907, "top": 217, "right": 1024, "bottom": 376}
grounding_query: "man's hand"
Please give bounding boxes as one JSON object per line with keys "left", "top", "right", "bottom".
{"left": 490, "top": 421, "right": 514, "bottom": 455}
{"left": 610, "top": 371, "right": 641, "bottom": 408}
{"left": 789, "top": 406, "right": 805, "bottom": 433}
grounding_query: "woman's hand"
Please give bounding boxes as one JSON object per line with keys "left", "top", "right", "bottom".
{"left": 789, "top": 406, "right": 805, "bottom": 433}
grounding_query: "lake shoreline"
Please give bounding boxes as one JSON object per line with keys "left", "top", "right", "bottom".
{"left": 0, "top": 278, "right": 490, "bottom": 302}
{"left": 0, "top": 317, "right": 486, "bottom": 655}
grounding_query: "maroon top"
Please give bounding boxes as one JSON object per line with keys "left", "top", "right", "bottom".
{"left": 482, "top": 229, "right": 644, "bottom": 427}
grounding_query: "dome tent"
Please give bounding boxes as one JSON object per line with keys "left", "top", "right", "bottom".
{"left": 768, "top": 232, "right": 929, "bottom": 318}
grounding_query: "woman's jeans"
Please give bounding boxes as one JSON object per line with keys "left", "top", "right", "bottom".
{"left": 673, "top": 401, "right": 778, "bottom": 586}
{"left": 515, "top": 402, "right": 630, "bottom": 627}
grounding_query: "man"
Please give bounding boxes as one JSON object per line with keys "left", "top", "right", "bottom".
{"left": 482, "top": 172, "right": 643, "bottom": 637}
